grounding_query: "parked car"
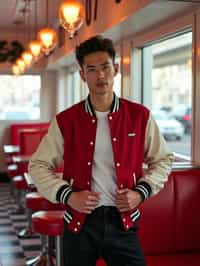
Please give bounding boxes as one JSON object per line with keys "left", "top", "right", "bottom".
{"left": 152, "top": 110, "right": 184, "bottom": 141}
{"left": 171, "top": 105, "right": 192, "bottom": 134}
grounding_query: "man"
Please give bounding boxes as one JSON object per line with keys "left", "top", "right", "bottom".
{"left": 29, "top": 35, "right": 174, "bottom": 266}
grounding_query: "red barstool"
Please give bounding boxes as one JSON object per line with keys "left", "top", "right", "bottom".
{"left": 18, "top": 192, "right": 64, "bottom": 238}
{"left": 28, "top": 210, "right": 65, "bottom": 266}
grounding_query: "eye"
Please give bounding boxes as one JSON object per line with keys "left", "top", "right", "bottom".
{"left": 87, "top": 68, "right": 96, "bottom": 73}
{"left": 103, "top": 64, "right": 111, "bottom": 70}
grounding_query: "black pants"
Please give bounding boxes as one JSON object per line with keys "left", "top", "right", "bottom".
{"left": 63, "top": 206, "right": 146, "bottom": 266}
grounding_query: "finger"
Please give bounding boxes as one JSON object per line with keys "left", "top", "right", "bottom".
{"left": 83, "top": 206, "right": 95, "bottom": 214}
{"left": 117, "top": 207, "right": 130, "bottom": 212}
{"left": 88, "top": 195, "right": 100, "bottom": 201}
{"left": 85, "top": 201, "right": 98, "bottom": 208}
{"left": 116, "top": 203, "right": 129, "bottom": 212}
{"left": 115, "top": 198, "right": 127, "bottom": 205}
{"left": 115, "top": 194, "right": 126, "bottom": 201}
{"left": 83, "top": 209, "right": 92, "bottom": 214}
{"left": 117, "top": 188, "right": 129, "bottom": 194}
{"left": 116, "top": 202, "right": 128, "bottom": 209}
{"left": 90, "top": 192, "right": 100, "bottom": 197}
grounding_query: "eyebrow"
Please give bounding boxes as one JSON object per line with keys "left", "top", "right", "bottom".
{"left": 85, "top": 61, "right": 111, "bottom": 69}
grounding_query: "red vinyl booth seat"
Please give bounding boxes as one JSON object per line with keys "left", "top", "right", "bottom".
{"left": 97, "top": 169, "right": 200, "bottom": 266}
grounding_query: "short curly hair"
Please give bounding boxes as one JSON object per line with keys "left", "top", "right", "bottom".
{"left": 75, "top": 35, "right": 116, "bottom": 68}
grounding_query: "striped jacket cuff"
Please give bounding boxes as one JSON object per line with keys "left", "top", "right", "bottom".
{"left": 133, "top": 181, "right": 152, "bottom": 201}
{"left": 56, "top": 184, "right": 73, "bottom": 204}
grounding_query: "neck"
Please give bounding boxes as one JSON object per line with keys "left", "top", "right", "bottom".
{"left": 90, "top": 92, "right": 113, "bottom": 112}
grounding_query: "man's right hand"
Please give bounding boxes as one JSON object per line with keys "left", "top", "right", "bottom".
{"left": 67, "top": 191, "right": 100, "bottom": 214}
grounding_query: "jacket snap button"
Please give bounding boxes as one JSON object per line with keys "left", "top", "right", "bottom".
{"left": 116, "top": 162, "right": 120, "bottom": 167}
{"left": 88, "top": 161, "right": 91, "bottom": 166}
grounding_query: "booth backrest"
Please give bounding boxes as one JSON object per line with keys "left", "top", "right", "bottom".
{"left": 20, "top": 129, "right": 43, "bottom": 155}
{"left": 96, "top": 169, "right": 200, "bottom": 266}
{"left": 10, "top": 122, "right": 49, "bottom": 145}
{"left": 138, "top": 169, "right": 200, "bottom": 255}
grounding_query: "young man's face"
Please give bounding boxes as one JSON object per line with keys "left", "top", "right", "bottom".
{"left": 80, "top": 51, "right": 118, "bottom": 97}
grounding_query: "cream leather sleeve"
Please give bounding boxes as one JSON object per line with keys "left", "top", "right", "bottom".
{"left": 28, "top": 117, "right": 70, "bottom": 203}
{"left": 140, "top": 113, "right": 175, "bottom": 196}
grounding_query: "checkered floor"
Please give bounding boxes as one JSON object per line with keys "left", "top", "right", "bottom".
{"left": 0, "top": 183, "right": 41, "bottom": 266}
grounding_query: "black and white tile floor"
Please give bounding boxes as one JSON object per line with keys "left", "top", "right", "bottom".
{"left": 0, "top": 183, "right": 41, "bottom": 266}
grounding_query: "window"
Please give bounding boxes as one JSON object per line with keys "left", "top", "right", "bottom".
{"left": 113, "top": 56, "right": 121, "bottom": 97}
{"left": 141, "top": 32, "right": 192, "bottom": 158}
{"left": 0, "top": 75, "right": 41, "bottom": 120}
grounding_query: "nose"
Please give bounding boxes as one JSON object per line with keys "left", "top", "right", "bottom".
{"left": 96, "top": 68, "right": 105, "bottom": 78}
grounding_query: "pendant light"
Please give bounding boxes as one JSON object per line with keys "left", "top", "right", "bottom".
{"left": 21, "top": 51, "right": 33, "bottom": 67}
{"left": 37, "top": 0, "right": 57, "bottom": 55}
{"left": 29, "top": 40, "right": 42, "bottom": 59}
{"left": 29, "top": 0, "right": 42, "bottom": 60}
{"left": 12, "top": 64, "right": 21, "bottom": 76}
{"left": 16, "top": 58, "right": 26, "bottom": 73}
{"left": 59, "top": 0, "right": 85, "bottom": 38}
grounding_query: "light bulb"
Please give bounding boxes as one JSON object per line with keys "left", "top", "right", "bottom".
{"left": 12, "top": 64, "right": 20, "bottom": 76}
{"left": 16, "top": 58, "right": 26, "bottom": 73}
{"left": 22, "top": 51, "right": 33, "bottom": 66}
{"left": 29, "top": 40, "right": 42, "bottom": 59}
{"left": 38, "top": 27, "right": 57, "bottom": 55}
{"left": 59, "top": 0, "right": 85, "bottom": 38}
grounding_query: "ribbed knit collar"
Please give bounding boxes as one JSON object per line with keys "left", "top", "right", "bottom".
{"left": 84, "top": 93, "right": 120, "bottom": 116}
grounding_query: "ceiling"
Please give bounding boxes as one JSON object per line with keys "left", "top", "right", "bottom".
{"left": 0, "top": 1, "right": 200, "bottom": 34}
{"left": 0, "top": 0, "right": 63, "bottom": 33}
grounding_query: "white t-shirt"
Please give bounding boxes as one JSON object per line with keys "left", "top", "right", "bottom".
{"left": 91, "top": 111, "right": 117, "bottom": 207}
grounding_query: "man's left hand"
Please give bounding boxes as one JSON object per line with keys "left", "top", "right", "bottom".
{"left": 115, "top": 188, "right": 143, "bottom": 212}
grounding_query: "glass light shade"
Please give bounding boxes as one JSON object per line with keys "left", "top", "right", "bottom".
{"left": 12, "top": 64, "right": 20, "bottom": 76}
{"left": 21, "top": 51, "right": 33, "bottom": 67}
{"left": 37, "top": 27, "right": 58, "bottom": 55}
{"left": 16, "top": 58, "right": 26, "bottom": 73}
{"left": 29, "top": 40, "right": 42, "bottom": 59}
{"left": 59, "top": 0, "right": 85, "bottom": 38}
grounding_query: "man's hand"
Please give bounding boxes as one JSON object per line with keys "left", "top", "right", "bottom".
{"left": 67, "top": 191, "right": 100, "bottom": 214}
{"left": 115, "top": 188, "right": 142, "bottom": 212}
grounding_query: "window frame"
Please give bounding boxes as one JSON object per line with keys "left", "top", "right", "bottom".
{"left": 131, "top": 13, "right": 196, "bottom": 162}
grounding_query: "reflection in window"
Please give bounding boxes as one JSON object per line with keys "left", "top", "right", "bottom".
{"left": 142, "top": 32, "right": 192, "bottom": 158}
{"left": 0, "top": 75, "right": 41, "bottom": 120}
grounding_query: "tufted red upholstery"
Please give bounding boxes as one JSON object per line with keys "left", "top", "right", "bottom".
{"left": 32, "top": 210, "right": 65, "bottom": 236}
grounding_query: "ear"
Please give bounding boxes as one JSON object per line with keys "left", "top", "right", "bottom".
{"left": 79, "top": 69, "right": 86, "bottom": 82}
{"left": 114, "top": 63, "right": 119, "bottom": 76}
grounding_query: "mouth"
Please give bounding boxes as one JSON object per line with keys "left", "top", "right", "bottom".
{"left": 96, "top": 81, "right": 108, "bottom": 87}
